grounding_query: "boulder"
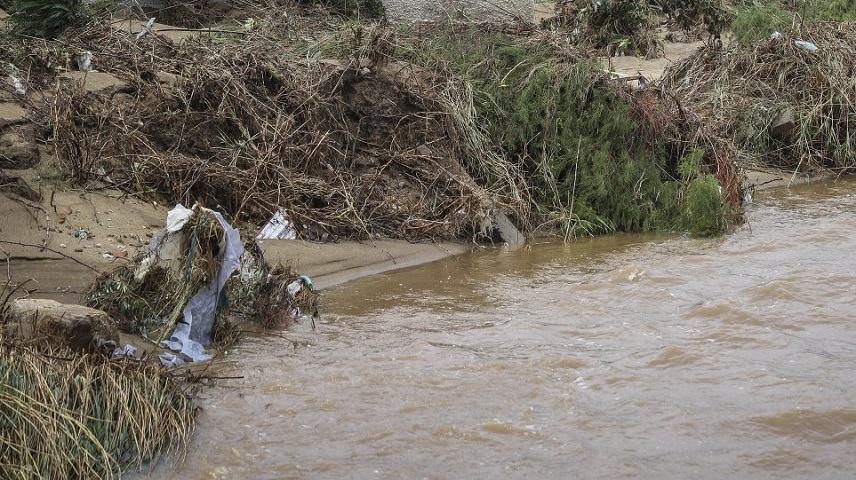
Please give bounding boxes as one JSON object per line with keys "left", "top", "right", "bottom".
{"left": 6, "top": 299, "right": 120, "bottom": 353}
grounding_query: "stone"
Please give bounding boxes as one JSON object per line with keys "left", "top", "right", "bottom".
{"left": 60, "top": 71, "right": 126, "bottom": 94}
{"left": 155, "top": 71, "right": 185, "bottom": 87}
{"left": 493, "top": 211, "right": 525, "bottom": 246}
{"left": 770, "top": 108, "right": 797, "bottom": 142}
{"left": 6, "top": 299, "right": 120, "bottom": 353}
{"left": 0, "top": 131, "right": 39, "bottom": 169}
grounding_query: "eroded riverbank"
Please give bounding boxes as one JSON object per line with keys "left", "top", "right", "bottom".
{"left": 143, "top": 178, "right": 856, "bottom": 479}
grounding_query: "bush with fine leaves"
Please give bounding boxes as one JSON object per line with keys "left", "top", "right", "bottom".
{"left": 9, "top": 0, "right": 84, "bottom": 38}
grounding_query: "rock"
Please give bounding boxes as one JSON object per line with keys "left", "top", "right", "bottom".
{"left": 0, "top": 131, "right": 39, "bottom": 169}
{"left": 493, "top": 211, "right": 525, "bottom": 246}
{"left": 155, "top": 71, "right": 185, "bottom": 88}
{"left": 60, "top": 71, "right": 126, "bottom": 94}
{"left": 770, "top": 109, "right": 798, "bottom": 142}
{"left": 6, "top": 299, "right": 120, "bottom": 353}
{"left": 0, "top": 102, "right": 27, "bottom": 123}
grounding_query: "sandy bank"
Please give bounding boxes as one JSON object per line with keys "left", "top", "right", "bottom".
{"left": 1, "top": 191, "right": 471, "bottom": 300}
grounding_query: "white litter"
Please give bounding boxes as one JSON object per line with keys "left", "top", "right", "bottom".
{"left": 256, "top": 210, "right": 297, "bottom": 240}
{"left": 76, "top": 51, "right": 93, "bottom": 72}
{"left": 7, "top": 65, "right": 26, "bottom": 96}
{"left": 770, "top": 31, "right": 782, "bottom": 40}
{"left": 111, "top": 344, "right": 138, "bottom": 360}
{"left": 794, "top": 40, "right": 818, "bottom": 52}
{"left": 165, "top": 204, "right": 194, "bottom": 232}
{"left": 136, "top": 17, "right": 157, "bottom": 41}
{"left": 159, "top": 207, "right": 245, "bottom": 364}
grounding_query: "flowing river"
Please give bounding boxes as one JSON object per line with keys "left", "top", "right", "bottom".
{"left": 153, "top": 178, "right": 856, "bottom": 479}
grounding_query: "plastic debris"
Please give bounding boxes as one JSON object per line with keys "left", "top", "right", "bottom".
{"left": 256, "top": 210, "right": 297, "bottom": 240}
{"left": 7, "top": 65, "right": 26, "bottom": 96}
{"left": 160, "top": 206, "right": 245, "bottom": 363}
{"left": 165, "top": 204, "right": 194, "bottom": 232}
{"left": 287, "top": 280, "right": 303, "bottom": 297}
{"left": 795, "top": 40, "right": 818, "bottom": 52}
{"left": 158, "top": 352, "right": 185, "bottom": 367}
{"left": 136, "top": 17, "right": 157, "bottom": 41}
{"left": 111, "top": 344, "right": 138, "bottom": 360}
{"left": 74, "top": 228, "right": 93, "bottom": 240}
{"left": 770, "top": 31, "right": 782, "bottom": 40}
{"left": 76, "top": 51, "right": 93, "bottom": 72}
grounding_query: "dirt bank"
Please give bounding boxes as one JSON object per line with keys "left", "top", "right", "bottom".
{"left": 0, "top": 190, "right": 471, "bottom": 300}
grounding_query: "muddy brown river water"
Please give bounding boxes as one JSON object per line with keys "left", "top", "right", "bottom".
{"left": 151, "top": 179, "right": 856, "bottom": 480}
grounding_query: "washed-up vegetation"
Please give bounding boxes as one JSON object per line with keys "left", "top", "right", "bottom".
{"left": 85, "top": 205, "right": 318, "bottom": 342}
{"left": 0, "top": 279, "right": 195, "bottom": 480}
{"left": 400, "top": 27, "right": 736, "bottom": 235}
{"left": 662, "top": 23, "right": 856, "bottom": 172}
{"left": 730, "top": 0, "right": 856, "bottom": 43}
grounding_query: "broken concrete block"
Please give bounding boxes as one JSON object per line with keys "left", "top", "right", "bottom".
{"left": 6, "top": 299, "right": 120, "bottom": 353}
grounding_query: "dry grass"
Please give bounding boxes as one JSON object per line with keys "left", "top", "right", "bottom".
{"left": 35, "top": 15, "right": 526, "bottom": 242}
{"left": 662, "top": 22, "right": 856, "bottom": 174}
{"left": 0, "top": 338, "right": 196, "bottom": 479}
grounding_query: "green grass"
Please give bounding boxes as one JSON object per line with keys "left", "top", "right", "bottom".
{"left": 732, "top": 0, "right": 856, "bottom": 43}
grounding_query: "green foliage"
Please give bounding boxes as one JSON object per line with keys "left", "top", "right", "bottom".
{"left": 731, "top": 1, "right": 792, "bottom": 43}
{"left": 676, "top": 148, "right": 728, "bottom": 236}
{"left": 9, "top": 0, "right": 84, "bottom": 38}
{"left": 400, "top": 31, "right": 732, "bottom": 237}
{"left": 681, "top": 174, "right": 728, "bottom": 236}
{"left": 805, "top": 0, "right": 856, "bottom": 20}
{"left": 654, "top": 0, "right": 729, "bottom": 36}
{"left": 732, "top": 0, "right": 856, "bottom": 43}
{"left": 555, "top": 0, "right": 658, "bottom": 55}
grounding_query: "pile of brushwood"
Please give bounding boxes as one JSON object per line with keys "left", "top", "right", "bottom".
{"left": 662, "top": 22, "right": 856, "bottom": 173}
{"left": 0, "top": 279, "right": 196, "bottom": 479}
{"left": 400, "top": 26, "right": 738, "bottom": 236}
{"left": 3, "top": 5, "right": 740, "bottom": 238}
{"left": 24, "top": 16, "right": 521, "bottom": 242}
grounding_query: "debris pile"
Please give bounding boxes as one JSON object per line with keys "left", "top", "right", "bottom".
{"left": 37, "top": 19, "right": 525, "bottom": 242}
{"left": 86, "top": 203, "right": 318, "bottom": 365}
{"left": 662, "top": 23, "right": 856, "bottom": 172}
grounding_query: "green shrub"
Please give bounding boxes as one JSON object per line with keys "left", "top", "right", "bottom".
{"left": 730, "top": 1, "right": 793, "bottom": 43}
{"left": 731, "top": 0, "right": 856, "bottom": 43}
{"left": 400, "top": 31, "right": 733, "bottom": 237}
{"left": 653, "top": 0, "right": 729, "bottom": 37}
{"left": 681, "top": 174, "right": 728, "bottom": 236}
{"left": 9, "top": 0, "right": 84, "bottom": 38}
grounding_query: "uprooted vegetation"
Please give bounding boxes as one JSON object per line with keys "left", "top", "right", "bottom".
{"left": 0, "top": 277, "right": 196, "bottom": 479}
{"left": 1, "top": 9, "right": 740, "bottom": 239}
{"left": 85, "top": 205, "right": 319, "bottom": 343}
{"left": 32, "top": 17, "right": 520, "bottom": 242}
{"left": 399, "top": 27, "right": 738, "bottom": 235}
{"left": 662, "top": 23, "right": 856, "bottom": 172}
